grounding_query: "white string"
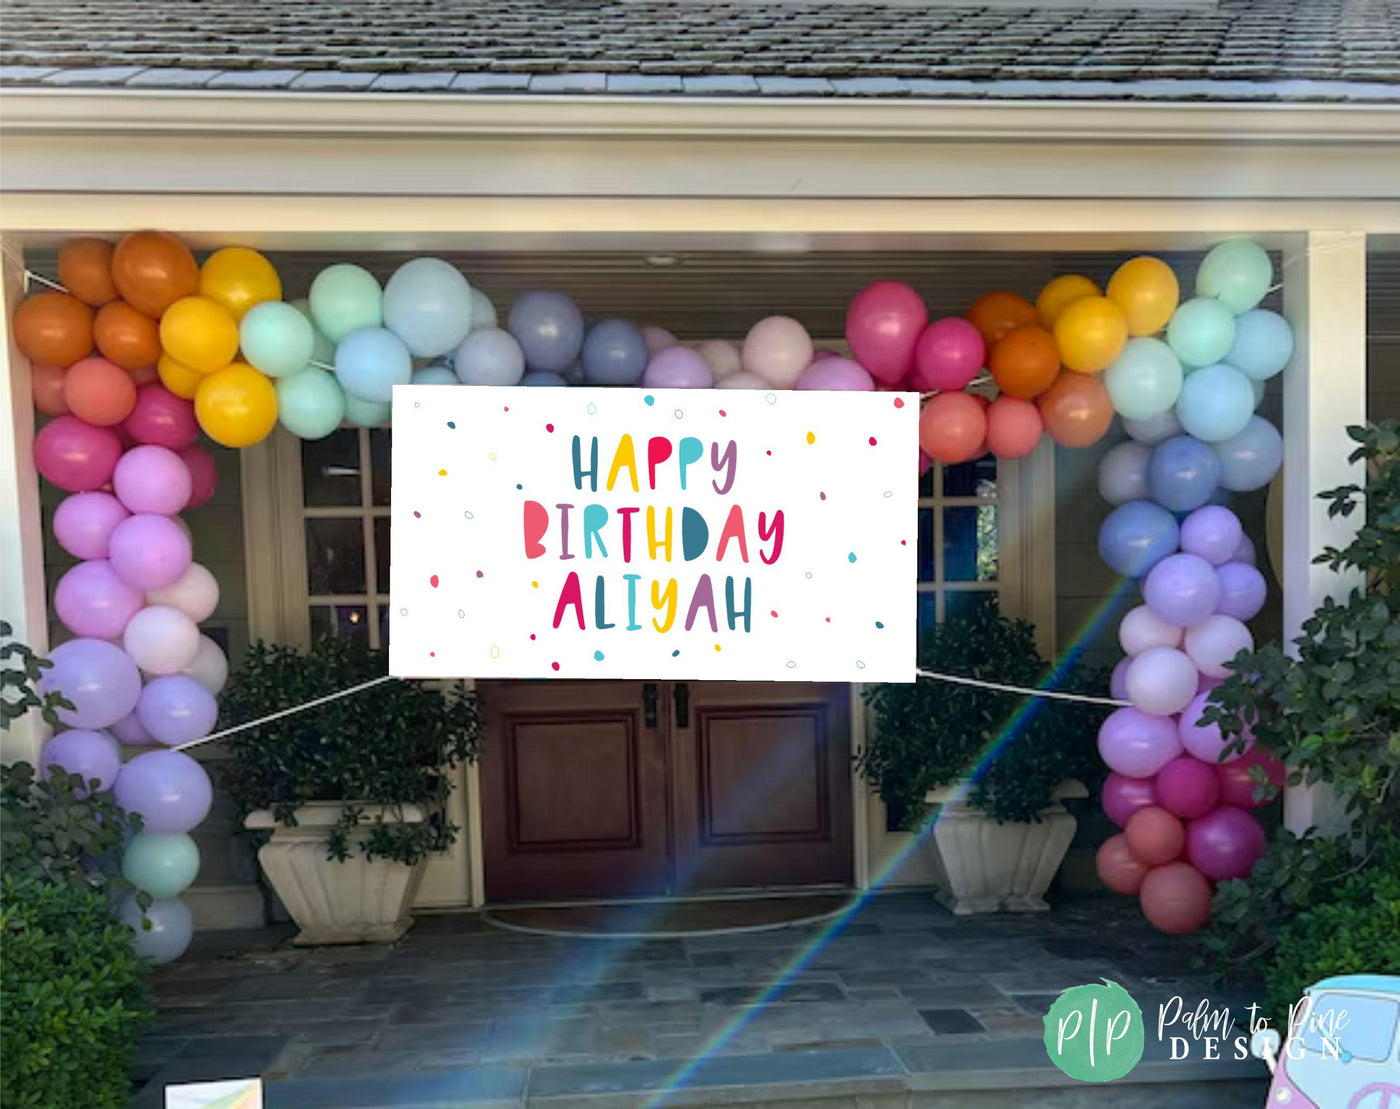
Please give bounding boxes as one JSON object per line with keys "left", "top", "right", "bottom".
{"left": 915, "top": 668, "right": 1129, "bottom": 707}
{"left": 172, "top": 674, "right": 400, "bottom": 753}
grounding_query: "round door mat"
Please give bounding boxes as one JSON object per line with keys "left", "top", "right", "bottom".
{"left": 483, "top": 894, "right": 852, "bottom": 938}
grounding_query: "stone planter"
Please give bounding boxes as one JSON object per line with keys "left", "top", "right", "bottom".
{"left": 245, "top": 802, "right": 427, "bottom": 945}
{"left": 920, "top": 780, "right": 1087, "bottom": 915}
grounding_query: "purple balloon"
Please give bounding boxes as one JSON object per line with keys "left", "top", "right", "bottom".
{"left": 1215, "top": 561, "right": 1267, "bottom": 622}
{"left": 52, "top": 492, "right": 130, "bottom": 560}
{"left": 796, "top": 357, "right": 875, "bottom": 391}
{"left": 1143, "top": 553, "right": 1221, "bottom": 629}
{"left": 520, "top": 371, "right": 568, "bottom": 387}
{"left": 113, "top": 749, "right": 212, "bottom": 835}
{"left": 113, "top": 445, "right": 193, "bottom": 516}
{"left": 1229, "top": 534, "right": 1257, "bottom": 566}
{"left": 38, "top": 638, "right": 141, "bottom": 730}
{"left": 110, "top": 709, "right": 157, "bottom": 747}
{"left": 1110, "top": 657, "right": 1131, "bottom": 701}
{"left": 1179, "top": 691, "right": 1254, "bottom": 764}
{"left": 136, "top": 675, "right": 219, "bottom": 747}
{"left": 53, "top": 560, "right": 144, "bottom": 639}
{"left": 108, "top": 514, "right": 192, "bottom": 591}
{"left": 1179, "top": 506, "right": 1243, "bottom": 566}
{"left": 1098, "top": 707, "right": 1183, "bottom": 778}
{"left": 1154, "top": 756, "right": 1221, "bottom": 820}
{"left": 1187, "top": 805, "right": 1266, "bottom": 880}
{"left": 39, "top": 729, "right": 121, "bottom": 794}
{"left": 1149, "top": 435, "right": 1222, "bottom": 513}
{"left": 642, "top": 346, "right": 714, "bottom": 389}
{"left": 1102, "top": 771, "right": 1157, "bottom": 828}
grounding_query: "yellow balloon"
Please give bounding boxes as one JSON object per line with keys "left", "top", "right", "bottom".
{"left": 156, "top": 352, "right": 206, "bottom": 399}
{"left": 160, "top": 295, "right": 239, "bottom": 375}
{"left": 1036, "top": 274, "right": 1100, "bottom": 328}
{"left": 199, "top": 247, "right": 282, "bottom": 322}
{"left": 1107, "top": 256, "right": 1180, "bottom": 336}
{"left": 1053, "top": 296, "right": 1128, "bottom": 375}
{"left": 195, "top": 361, "right": 278, "bottom": 448}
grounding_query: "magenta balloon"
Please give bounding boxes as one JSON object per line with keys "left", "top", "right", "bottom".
{"left": 1215, "top": 561, "right": 1267, "bottom": 622}
{"left": 38, "top": 638, "right": 141, "bottom": 729}
{"left": 1187, "top": 805, "right": 1266, "bottom": 880}
{"left": 113, "top": 749, "right": 212, "bottom": 834}
{"left": 107, "top": 514, "right": 192, "bottom": 590}
{"left": 39, "top": 729, "right": 121, "bottom": 794}
{"left": 33, "top": 415, "right": 124, "bottom": 492}
{"left": 53, "top": 559, "right": 144, "bottom": 639}
{"left": 113, "top": 445, "right": 193, "bottom": 516}
{"left": 136, "top": 674, "right": 218, "bottom": 746}
{"left": 53, "top": 492, "right": 130, "bottom": 560}
{"left": 1178, "top": 691, "right": 1254, "bottom": 764}
{"left": 642, "top": 346, "right": 714, "bottom": 389}
{"left": 1125, "top": 646, "right": 1199, "bottom": 717}
{"left": 1109, "top": 657, "right": 1130, "bottom": 701}
{"left": 1143, "top": 553, "right": 1221, "bottom": 629}
{"left": 909, "top": 317, "right": 985, "bottom": 392}
{"left": 1102, "top": 771, "right": 1157, "bottom": 828}
{"left": 918, "top": 450, "right": 933, "bottom": 476}
{"left": 1098, "top": 707, "right": 1183, "bottom": 778}
{"left": 796, "top": 357, "right": 875, "bottom": 391}
{"left": 179, "top": 445, "right": 218, "bottom": 509}
{"left": 1216, "top": 747, "right": 1285, "bottom": 809}
{"left": 846, "top": 280, "right": 928, "bottom": 386}
{"left": 110, "top": 708, "right": 157, "bottom": 747}
{"left": 121, "top": 384, "right": 199, "bottom": 450}
{"left": 1154, "top": 756, "right": 1222, "bottom": 820}
{"left": 1179, "top": 505, "right": 1244, "bottom": 566}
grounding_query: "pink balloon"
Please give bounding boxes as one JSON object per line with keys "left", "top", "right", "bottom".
{"left": 54, "top": 559, "right": 144, "bottom": 639}
{"left": 909, "top": 317, "right": 985, "bottom": 392}
{"left": 1118, "top": 604, "right": 1183, "bottom": 657}
{"left": 33, "top": 415, "right": 123, "bottom": 492}
{"left": 1187, "top": 805, "right": 1266, "bottom": 880}
{"left": 716, "top": 371, "right": 768, "bottom": 390}
{"left": 1098, "top": 707, "right": 1183, "bottom": 778}
{"left": 642, "top": 346, "right": 714, "bottom": 389}
{"left": 983, "top": 396, "right": 1042, "bottom": 459}
{"left": 918, "top": 449, "right": 933, "bottom": 477}
{"left": 39, "top": 729, "right": 121, "bottom": 794}
{"left": 697, "top": 339, "right": 742, "bottom": 380}
{"left": 642, "top": 326, "right": 677, "bottom": 355}
{"left": 52, "top": 491, "right": 129, "bottom": 560}
{"left": 108, "top": 514, "right": 192, "bottom": 590}
{"left": 1178, "top": 691, "right": 1254, "bottom": 764}
{"left": 742, "top": 317, "right": 813, "bottom": 389}
{"left": 1154, "top": 756, "right": 1222, "bottom": 820}
{"left": 1183, "top": 614, "right": 1253, "bottom": 678}
{"left": 113, "top": 445, "right": 193, "bottom": 516}
{"left": 919, "top": 391, "right": 987, "bottom": 465}
{"left": 179, "top": 445, "right": 218, "bottom": 509}
{"left": 1125, "top": 646, "right": 1199, "bottom": 716}
{"left": 1215, "top": 747, "right": 1285, "bottom": 809}
{"left": 1215, "top": 561, "right": 1267, "bottom": 622}
{"left": 1102, "top": 772, "right": 1157, "bottom": 828}
{"left": 796, "top": 357, "right": 875, "bottom": 391}
{"left": 121, "top": 383, "right": 198, "bottom": 450}
{"left": 845, "top": 281, "right": 928, "bottom": 386}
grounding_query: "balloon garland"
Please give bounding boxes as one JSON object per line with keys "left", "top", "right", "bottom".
{"left": 12, "top": 233, "right": 1288, "bottom": 953}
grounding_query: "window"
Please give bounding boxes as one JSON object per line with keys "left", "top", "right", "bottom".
{"left": 917, "top": 455, "right": 1001, "bottom": 640}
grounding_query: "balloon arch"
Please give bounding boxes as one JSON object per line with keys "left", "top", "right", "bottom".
{"left": 13, "top": 233, "right": 1287, "bottom": 960}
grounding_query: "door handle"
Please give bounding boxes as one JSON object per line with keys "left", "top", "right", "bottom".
{"left": 674, "top": 683, "right": 689, "bottom": 729}
{"left": 642, "top": 682, "right": 658, "bottom": 729}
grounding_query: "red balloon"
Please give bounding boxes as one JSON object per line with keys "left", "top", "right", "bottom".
{"left": 1124, "top": 805, "right": 1186, "bottom": 866}
{"left": 33, "top": 415, "right": 124, "bottom": 492}
{"left": 846, "top": 281, "right": 928, "bottom": 386}
{"left": 179, "top": 445, "right": 218, "bottom": 508}
{"left": 1215, "top": 747, "right": 1285, "bottom": 809}
{"left": 123, "top": 384, "right": 198, "bottom": 450}
{"left": 1102, "top": 772, "right": 1157, "bottom": 828}
{"left": 984, "top": 395, "right": 1043, "bottom": 459}
{"left": 1139, "top": 861, "right": 1213, "bottom": 935}
{"left": 1187, "top": 805, "right": 1266, "bottom": 881}
{"left": 1096, "top": 833, "right": 1150, "bottom": 895}
{"left": 1154, "top": 756, "right": 1221, "bottom": 820}
{"left": 919, "top": 391, "right": 987, "bottom": 465}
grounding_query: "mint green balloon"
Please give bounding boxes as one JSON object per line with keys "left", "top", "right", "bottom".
{"left": 276, "top": 368, "right": 346, "bottom": 440}
{"left": 1103, "top": 337, "right": 1183, "bottom": 421}
{"left": 240, "top": 301, "right": 314, "bottom": 378}
{"left": 292, "top": 298, "right": 336, "bottom": 365}
{"left": 1196, "top": 239, "right": 1272, "bottom": 314}
{"left": 343, "top": 391, "right": 391, "bottom": 428}
{"left": 308, "top": 263, "right": 382, "bottom": 344}
{"left": 1167, "top": 297, "right": 1236, "bottom": 368}
{"left": 122, "top": 831, "right": 199, "bottom": 898}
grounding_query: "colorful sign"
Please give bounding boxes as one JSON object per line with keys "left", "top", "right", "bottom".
{"left": 390, "top": 386, "right": 918, "bottom": 681}
{"left": 165, "top": 1078, "right": 262, "bottom": 1109}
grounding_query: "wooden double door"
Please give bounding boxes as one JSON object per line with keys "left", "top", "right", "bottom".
{"left": 480, "top": 681, "right": 853, "bottom": 901}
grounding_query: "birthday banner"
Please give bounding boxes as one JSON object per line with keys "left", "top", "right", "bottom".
{"left": 389, "top": 386, "right": 918, "bottom": 682}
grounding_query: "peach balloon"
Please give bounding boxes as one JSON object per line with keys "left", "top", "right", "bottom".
{"left": 13, "top": 291, "right": 93, "bottom": 367}
{"left": 94, "top": 300, "right": 161, "bottom": 371}
{"left": 967, "top": 291, "right": 1037, "bottom": 347}
{"left": 1096, "top": 833, "right": 1150, "bottom": 896}
{"left": 989, "top": 325, "right": 1061, "bottom": 399}
{"left": 31, "top": 363, "right": 69, "bottom": 416}
{"left": 1124, "top": 806, "right": 1186, "bottom": 867}
{"left": 1037, "top": 370, "right": 1114, "bottom": 448}
{"left": 58, "top": 238, "right": 118, "bottom": 307}
{"left": 63, "top": 356, "right": 138, "bottom": 426}
{"left": 919, "top": 391, "right": 987, "bottom": 465}
{"left": 1037, "top": 274, "right": 1100, "bottom": 328}
{"left": 111, "top": 231, "right": 199, "bottom": 319}
{"left": 984, "top": 395, "right": 1043, "bottom": 459}
{"left": 1139, "top": 861, "right": 1213, "bottom": 935}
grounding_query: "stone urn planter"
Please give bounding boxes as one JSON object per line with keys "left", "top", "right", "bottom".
{"left": 920, "top": 779, "right": 1087, "bottom": 915}
{"left": 245, "top": 802, "right": 427, "bottom": 945}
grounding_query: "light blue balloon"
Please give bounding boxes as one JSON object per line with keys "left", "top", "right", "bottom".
{"left": 1103, "top": 337, "right": 1183, "bottom": 421}
{"left": 1197, "top": 239, "right": 1272, "bottom": 314}
{"left": 1225, "top": 309, "right": 1293, "bottom": 381}
{"left": 582, "top": 319, "right": 649, "bottom": 385}
{"left": 1097, "top": 440, "right": 1154, "bottom": 505}
{"left": 468, "top": 288, "right": 498, "bottom": 332}
{"left": 277, "top": 368, "right": 346, "bottom": 440}
{"left": 454, "top": 328, "right": 524, "bottom": 385}
{"left": 508, "top": 290, "right": 584, "bottom": 373}
{"left": 521, "top": 371, "right": 568, "bottom": 387}
{"left": 1175, "top": 363, "right": 1255, "bottom": 443}
{"left": 1098, "top": 500, "right": 1180, "bottom": 579}
{"left": 343, "top": 392, "right": 391, "bottom": 428}
{"left": 116, "top": 893, "right": 192, "bottom": 965}
{"left": 411, "top": 363, "right": 459, "bottom": 386}
{"left": 561, "top": 359, "right": 586, "bottom": 384}
{"left": 1122, "top": 408, "right": 1182, "bottom": 446}
{"left": 1149, "top": 434, "right": 1222, "bottom": 512}
{"left": 1214, "top": 415, "right": 1282, "bottom": 492}
{"left": 239, "top": 301, "right": 314, "bottom": 378}
{"left": 1250, "top": 376, "right": 1266, "bottom": 410}
{"left": 1167, "top": 298, "right": 1237, "bottom": 368}
{"left": 309, "top": 263, "right": 382, "bottom": 344}
{"left": 382, "top": 258, "right": 475, "bottom": 358}
{"left": 122, "top": 832, "right": 200, "bottom": 898}
{"left": 291, "top": 299, "right": 335, "bottom": 365}
{"left": 334, "top": 327, "right": 412, "bottom": 404}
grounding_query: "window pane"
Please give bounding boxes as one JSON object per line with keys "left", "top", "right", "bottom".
{"left": 374, "top": 517, "right": 390, "bottom": 595}
{"left": 310, "top": 604, "right": 369, "bottom": 641}
{"left": 302, "top": 428, "right": 362, "bottom": 507}
{"left": 917, "top": 592, "right": 938, "bottom": 641}
{"left": 917, "top": 509, "right": 935, "bottom": 582}
{"left": 305, "top": 518, "right": 366, "bottom": 595}
{"left": 378, "top": 603, "right": 390, "bottom": 648}
{"left": 944, "top": 505, "right": 998, "bottom": 582}
{"left": 943, "top": 455, "right": 997, "bottom": 499}
{"left": 370, "top": 429, "right": 391, "bottom": 507}
{"left": 944, "top": 590, "right": 997, "bottom": 625}
{"left": 918, "top": 462, "right": 935, "bottom": 499}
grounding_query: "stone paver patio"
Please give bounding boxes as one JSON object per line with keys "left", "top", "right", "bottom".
{"left": 132, "top": 892, "right": 1269, "bottom": 1108}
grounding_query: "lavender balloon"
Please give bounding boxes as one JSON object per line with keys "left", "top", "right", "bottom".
{"left": 1230, "top": 534, "right": 1257, "bottom": 566}
{"left": 53, "top": 559, "right": 144, "bottom": 639}
{"left": 39, "top": 638, "right": 141, "bottom": 729}
{"left": 53, "top": 491, "right": 130, "bottom": 560}
{"left": 114, "top": 749, "right": 213, "bottom": 834}
{"left": 1214, "top": 416, "right": 1283, "bottom": 492}
{"left": 1097, "top": 441, "right": 1153, "bottom": 506}
{"left": 1110, "top": 657, "right": 1131, "bottom": 701}
{"left": 643, "top": 346, "right": 714, "bottom": 389}
{"left": 1097, "top": 707, "right": 1183, "bottom": 778}
{"left": 1125, "top": 646, "right": 1200, "bottom": 717}
{"left": 1215, "top": 561, "right": 1267, "bottom": 622}
{"left": 1187, "top": 806, "right": 1266, "bottom": 881}
{"left": 136, "top": 675, "right": 219, "bottom": 746}
{"left": 112, "top": 445, "right": 192, "bottom": 516}
{"left": 508, "top": 290, "right": 584, "bottom": 373}
{"left": 1179, "top": 505, "right": 1244, "bottom": 566}
{"left": 1144, "top": 553, "right": 1221, "bottom": 629}
{"left": 581, "top": 319, "right": 649, "bottom": 385}
{"left": 796, "top": 357, "right": 875, "bottom": 391}
{"left": 520, "top": 371, "right": 568, "bottom": 387}
{"left": 1179, "top": 691, "right": 1254, "bottom": 764}
{"left": 39, "top": 729, "right": 121, "bottom": 794}
{"left": 1149, "top": 435, "right": 1222, "bottom": 513}
{"left": 108, "top": 514, "right": 192, "bottom": 591}
{"left": 110, "top": 709, "right": 157, "bottom": 747}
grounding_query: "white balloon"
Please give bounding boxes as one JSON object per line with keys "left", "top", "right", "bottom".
{"left": 182, "top": 635, "right": 229, "bottom": 695}
{"left": 123, "top": 605, "right": 201, "bottom": 676}
{"left": 1184, "top": 614, "right": 1254, "bottom": 678}
{"left": 716, "top": 371, "right": 771, "bottom": 390}
{"left": 145, "top": 562, "right": 219, "bottom": 623}
{"left": 697, "top": 339, "right": 743, "bottom": 380}
{"left": 1125, "top": 646, "right": 1199, "bottom": 717}
{"left": 1118, "top": 604, "right": 1184, "bottom": 656}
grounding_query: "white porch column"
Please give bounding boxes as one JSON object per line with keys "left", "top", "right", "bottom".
{"left": 0, "top": 243, "right": 50, "bottom": 764}
{"left": 1280, "top": 230, "right": 1368, "bottom": 835}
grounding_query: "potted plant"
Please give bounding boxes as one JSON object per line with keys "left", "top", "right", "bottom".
{"left": 219, "top": 637, "right": 483, "bottom": 945}
{"left": 859, "top": 603, "right": 1106, "bottom": 914}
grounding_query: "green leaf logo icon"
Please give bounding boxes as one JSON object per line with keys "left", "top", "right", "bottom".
{"left": 1042, "top": 979, "right": 1145, "bottom": 1082}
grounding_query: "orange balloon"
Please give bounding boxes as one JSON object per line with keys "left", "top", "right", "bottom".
{"left": 1036, "top": 274, "right": 1100, "bottom": 328}
{"left": 1053, "top": 295, "right": 1128, "bottom": 374}
{"left": 989, "top": 325, "right": 1061, "bottom": 399}
{"left": 111, "top": 231, "right": 199, "bottom": 319}
{"left": 1096, "top": 833, "right": 1150, "bottom": 896}
{"left": 13, "top": 291, "right": 93, "bottom": 367}
{"left": 1124, "top": 806, "right": 1186, "bottom": 867}
{"left": 94, "top": 300, "right": 161, "bottom": 371}
{"left": 1107, "top": 256, "right": 1180, "bottom": 337}
{"left": 63, "top": 355, "right": 138, "bottom": 426}
{"left": 128, "top": 363, "right": 160, "bottom": 386}
{"left": 157, "top": 352, "right": 205, "bottom": 400}
{"left": 1037, "top": 370, "right": 1114, "bottom": 448}
{"left": 57, "top": 238, "right": 118, "bottom": 307}
{"left": 919, "top": 391, "right": 987, "bottom": 465}
{"left": 1139, "top": 861, "right": 1213, "bottom": 935}
{"left": 967, "top": 291, "right": 1038, "bottom": 347}
{"left": 31, "top": 363, "right": 69, "bottom": 416}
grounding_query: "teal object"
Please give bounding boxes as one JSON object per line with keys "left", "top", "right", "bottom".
{"left": 1225, "top": 308, "right": 1293, "bottom": 380}
{"left": 240, "top": 301, "right": 315, "bottom": 378}
{"left": 383, "top": 258, "right": 474, "bottom": 358}
{"left": 1167, "top": 297, "right": 1237, "bottom": 368}
{"left": 343, "top": 391, "right": 391, "bottom": 427}
{"left": 1176, "top": 363, "right": 1255, "bottom": 443}
{"left": 1103, "top": 337, "right": 1183, "bottom": 421}
{"left": 121, "top": 832, "right": 200, "bottom": 899}
{"left": 277, "top": 368, "right": 346, "bottom": 440}
{"left": 334, "top": 327, "right": 411, "bottom": 403}
{"left": 308, "top": 263, "right": 382, "bottom": 344}
{"left": 1196, "top": 239, "right": 1272, "bottom": 314}
{"left": 292, "top": 298, "right": 336, "bottom": 365}
{"left": 411, "top": 363, "right": 459, "bottom": 385}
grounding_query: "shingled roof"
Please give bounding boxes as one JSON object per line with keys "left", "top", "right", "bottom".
{"left": 1, "top": 0, "right": 1397, "bottom": 102}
